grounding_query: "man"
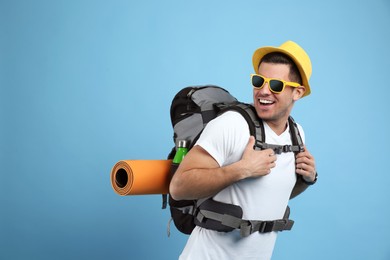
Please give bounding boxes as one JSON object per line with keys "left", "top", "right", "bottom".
{"left": 170, "top": 41, "right": 317, "bottom": 260}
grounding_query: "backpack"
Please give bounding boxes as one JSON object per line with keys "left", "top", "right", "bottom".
{"left": 164, "top": 85, "right": 306, "bottom": 237}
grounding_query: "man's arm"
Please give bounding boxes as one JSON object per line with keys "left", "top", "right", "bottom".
{"left": 169, "top": 136, "right": 276, "bottom": 200}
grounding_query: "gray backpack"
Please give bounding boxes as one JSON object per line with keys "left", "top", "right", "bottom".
{"left": 165, "top": 85, "right": 307, "bottom": 237}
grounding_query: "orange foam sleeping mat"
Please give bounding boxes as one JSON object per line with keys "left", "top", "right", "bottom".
{"left": 110, "top": 160, "right": 172, "bottom": 195}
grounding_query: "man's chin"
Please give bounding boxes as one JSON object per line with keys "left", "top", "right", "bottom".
{"left": 255, "top": 109, "right": 273, "bottom": 120}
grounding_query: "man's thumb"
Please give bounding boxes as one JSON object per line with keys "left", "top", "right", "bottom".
{"left": 248, "top": 136, "right": 256, "bottom": 150}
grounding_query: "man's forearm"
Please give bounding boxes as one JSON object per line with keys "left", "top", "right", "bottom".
{"left": 169, "top": 161, "right": 246, "bottom": 200}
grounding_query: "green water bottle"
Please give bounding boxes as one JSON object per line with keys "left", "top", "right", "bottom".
{"left": 165, "top": 139, "right": 189, "bottom": 209}
{"left": 172, "top": 140, "right": 189, "bottom": 164}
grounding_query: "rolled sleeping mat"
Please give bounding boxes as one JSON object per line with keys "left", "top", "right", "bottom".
{"left": 111, "top": 160, "right": 172, "bottom": 195}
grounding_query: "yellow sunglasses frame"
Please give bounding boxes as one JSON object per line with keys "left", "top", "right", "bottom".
{"left": 250, "top": 74, "right": 301, "bottom": 94}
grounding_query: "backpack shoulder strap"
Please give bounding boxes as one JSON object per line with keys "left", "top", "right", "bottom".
{"left": 216, "top": 102, "right": 265, "bottom": 145}
{"left": 288, "top": 116, "right": 312, "bottom": 199}
{"left": 288, "top": 116, "right": 304, "bottom": 153}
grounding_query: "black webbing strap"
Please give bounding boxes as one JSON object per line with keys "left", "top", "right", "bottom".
{"left": 288, "top": 116, "right": 305, "bottom": 153}
{"left": 255, "top": 142, "right": 302, "bottom": 154}
{"left": 195, "top": 206, "right": 294, "bottom": 237}
{"left": 201, "top": 110, "right": 218, "bottom": 125}
{"left": 216, "top": 102, "right": 261, "bottom": 140}
{"left": 239, "top": 218, "right": 294, "bottom": 237}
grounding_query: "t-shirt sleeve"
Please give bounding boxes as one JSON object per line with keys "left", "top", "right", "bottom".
{"left": 195, "top": 111, "right": 250, "bottom": 167}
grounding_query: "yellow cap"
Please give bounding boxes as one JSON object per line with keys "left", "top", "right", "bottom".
{"left": 252, "top": 40, "right": 312, "bottom": 97}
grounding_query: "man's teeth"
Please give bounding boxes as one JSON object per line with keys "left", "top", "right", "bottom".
{"left": 259, "top": 99, "right": 274, "bottom": 104}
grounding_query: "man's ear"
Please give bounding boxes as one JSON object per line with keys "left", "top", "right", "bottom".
{"left": 293, "top": 85, "right": 306, "bottom": 101}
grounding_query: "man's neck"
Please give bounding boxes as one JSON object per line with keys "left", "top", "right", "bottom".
{"left": 264, "top": 118, "right": 289, "bottom": 136}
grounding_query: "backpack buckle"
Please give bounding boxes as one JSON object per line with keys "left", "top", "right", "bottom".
{"left": 258, "top": 221, "right": 274, "bottom": 233}
{"left": 282, "top": 145, "right": 293, "bottom": 153}
{"left": 274, "top": 146, "right": 282, "bottom": 154}
{"left": 273, "top": 219, "right": 294, "bottom": 231}
{"left": 240, "top": 220, "right": 274, "bottom": 237}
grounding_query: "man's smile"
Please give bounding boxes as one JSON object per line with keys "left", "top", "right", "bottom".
{"left": 258, "top": 98, "right": 275, "bottom": 106}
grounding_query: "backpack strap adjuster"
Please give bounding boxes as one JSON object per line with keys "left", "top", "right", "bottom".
{"left": 273, "top": 219, "right": 294, "bottom": 232}
{"left": 239, "top": 218, "right": 294, "bottom": 237}
{"left": 239, "top": 220, "right": 275, "bottom": 237}
{"left": 255, "top": 141, "right": 304, "bottom": 155}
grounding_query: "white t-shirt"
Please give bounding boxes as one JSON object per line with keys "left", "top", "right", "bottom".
{"left": 179, "top": 111, "right": 305, "bottom": 260}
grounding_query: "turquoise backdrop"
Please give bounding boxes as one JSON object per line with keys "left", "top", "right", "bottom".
{"left": 1, "top": 0, "right": 390, "bottom": 259}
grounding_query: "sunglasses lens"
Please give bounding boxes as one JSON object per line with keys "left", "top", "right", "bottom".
{"left": 269, "top": 80, "right": 284, "bottom": 93}
{"left": 252, "top": 75, "right": 265, "bottom": 88}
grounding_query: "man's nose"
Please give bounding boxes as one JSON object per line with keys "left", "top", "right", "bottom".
{"left": 259, "top": 82, "right": 272, "bottom": 95}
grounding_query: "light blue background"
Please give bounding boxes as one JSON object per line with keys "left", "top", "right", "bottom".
{"left": 1, "top": 0, "right": 390, "bottom": 259}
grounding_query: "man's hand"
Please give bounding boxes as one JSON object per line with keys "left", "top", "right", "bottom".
{"left": 239, "top": 136, "right": 277, "bottom": 178}
{"left": 295, "top": 146, "right": 316, "bottom": 182}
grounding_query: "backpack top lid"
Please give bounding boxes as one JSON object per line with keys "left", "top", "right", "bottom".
{"left": 170, "top": 86, "right": 238, "bottom": 149}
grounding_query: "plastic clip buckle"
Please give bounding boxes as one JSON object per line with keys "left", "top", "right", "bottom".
{"left": 282, "top": 145, "right": 292, "bottom": 153}
{"left": 273, "top": 146, "right": 283, "bottom": 154}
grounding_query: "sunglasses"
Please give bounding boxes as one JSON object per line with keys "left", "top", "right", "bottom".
{"left": 251, "top": 74, "right": 300, "bottom": 94}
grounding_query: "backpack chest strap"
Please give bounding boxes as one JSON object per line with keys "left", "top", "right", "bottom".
{"left": 255, "top": 141, "right": 304, "bottom": 154}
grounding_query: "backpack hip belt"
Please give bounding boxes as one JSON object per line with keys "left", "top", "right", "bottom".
{"left": 194, "top": 200, "right": 294, "bottom": 237}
